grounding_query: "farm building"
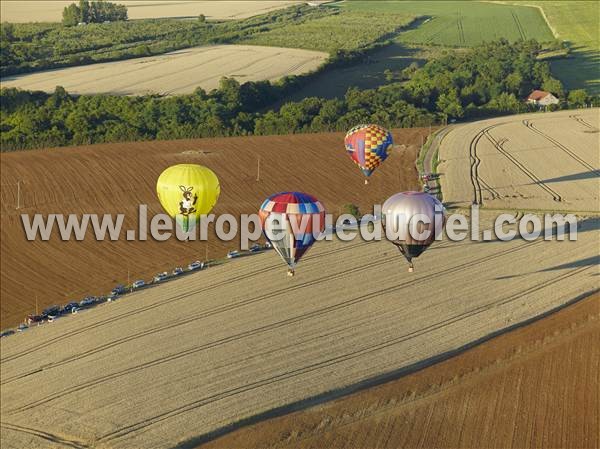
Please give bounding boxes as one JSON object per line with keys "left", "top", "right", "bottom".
{"left": 526, "top": 90, "right": 559, "bottom": 106}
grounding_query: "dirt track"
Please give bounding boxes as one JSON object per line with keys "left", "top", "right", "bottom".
{"left": 1, "top": 213, "right": 597, "bottom": 448}
{"left": 438, "top": 108, "right": 600, "bottom": 212}
{"left": 202, "top": 293, "right": 599, "bottom": 449}
{"left": 0, "top": 129, "right": 427, "bottom": 329}
{"left": 0, "top": 45, "right": 327, "bottom": 96}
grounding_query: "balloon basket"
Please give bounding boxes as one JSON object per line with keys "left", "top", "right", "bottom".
{"left": 287, "top": 268, "right": 295, "bottom": 277}
{"left": 408, "top": 262, "right": 414, "bottom": 273}
{"left": 364, "top": 179, "right": 369, "bottom": 185}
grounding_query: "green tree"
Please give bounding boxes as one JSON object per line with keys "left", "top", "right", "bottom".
{"left": 436, "top": 90, "right": 463, "bottom": 118}
{"left": 541, "top": 77, "right": 564, "bottom": 98}
{"left": 62, "top": 4, "right": 81, "bottom": 26}
{"left": 1, "top": 22, "right": 15, "bottom": 41}
{"left": 567, "top": 89, "right": 588, "bottom": 107}
{"left": 486, "top": 92, "right": 521, "bottom": 113}
{"left": 79, "top": 0, "right": 90, "bottom": 23}
{"left": 383, "top": 69, "right": 394, "bottom": 82}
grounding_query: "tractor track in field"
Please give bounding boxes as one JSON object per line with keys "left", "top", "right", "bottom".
{"left": 6, "top": 238, "right": 544, "bottom": 415}
{"left": 456, "top": 13, "right": 466, "bottom": 45}
{"left": 0, "top": 422, "right": 89, "bottom": 449}
{"left": 523, "top": 120, "right": 599, "bottom": 175}
{"left": 483, "top": 128, "right": 562, "bottom": 202}
{"left": 469, "top": 124, "right": 502, "bottom": 205}
{"left": 94, "top": 262, "right": 590, "bottom": 445}
{"left": 511, "top": 10, "right": 526, "bottom": 40}
{"left": 0, "top": 240, "right": 376, "bottom": 367}
{"left": 569, "top": 114, "right": 599, "bottom": 132}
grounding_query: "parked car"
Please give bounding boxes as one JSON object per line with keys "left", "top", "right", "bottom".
{"left": 250, "top": 244, "right": 261, "bottom": 253}
{"left": 79, "top": 297, "right": 95, "bottom": 307}
{"left": 153, "top": 272, "right": 168, "bottom": 283}
{"left": 17, "top": 323, "right": 28, "bottom": 332}
{"left": 188, "top": 261, "right": 204, "bottom": 271}
{"left": 227, "top": 250, "right": 240, "bottom": 259}
{"left": 47, "top": 315, "right": 59, "bottom": 323}
{"left": 132, "top": 279, "right": 146, "bottom": 289}
{"left": 27, "top": 314, "right": 44, "bottom": 324}
{"left": 62, "top": 302, "right": 79, "bottom": 314}
{"left": 41, "top": 305, "right": 60, "bottom": 317}
{"left": 1, "top": 329, "right": 16, "bottom": 338}
{"left": 111, "top": 285, "right": 126, "bottom": 295}
{"left": 172, "top": 267, "right": 184, "bottom": 276}
{"left": 263, "top": 242, "right": 272, "bottom": 249}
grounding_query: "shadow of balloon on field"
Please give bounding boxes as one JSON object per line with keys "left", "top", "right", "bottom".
{"left": 538, "top": 255, "right": 600, "bottom": 272}
{"left": 533, "top": 171, "right": 600, "bottom": 184}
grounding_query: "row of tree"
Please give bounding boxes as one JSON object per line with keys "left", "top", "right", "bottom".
{"left": 63, "top": 0, "right": 127, "bottom": 26}
{"left": 1, "top": 40, "right": 597, "bottom": 151}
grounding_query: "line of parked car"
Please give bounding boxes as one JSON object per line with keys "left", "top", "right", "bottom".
{"left": 0, "top": 243, "right": 273, "bottom": 338}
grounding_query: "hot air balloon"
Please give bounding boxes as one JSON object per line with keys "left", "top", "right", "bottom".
{"left": 259, "top": 192, "right": 325, "bottom": 276}
{"left": 382, "top": 192, "right": 445, "bottom": 272}
{"left": 156, "top": 164, "right": 220, "bottom": 232}
{"left": 344, "top": 124, "right": 393, "bottom": 184}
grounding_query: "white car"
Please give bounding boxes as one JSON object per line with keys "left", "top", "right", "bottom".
{"left": 132, "top": 280, "right": 146, "bottom": 289}
{"left": 153, "top": 272, "right": 168, "bottom": 283}
{"left": 227, "top": 250, "right": 240, "bottom": 259}
{"left": 188, "top": 261, "right": 204, "bottom": 271}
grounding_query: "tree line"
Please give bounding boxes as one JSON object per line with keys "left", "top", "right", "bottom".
{"left": 63, "top": 0, "right": 127, "bottom": 26}
{"left": 1, "top": 40, "right": 597, "bottom": 151}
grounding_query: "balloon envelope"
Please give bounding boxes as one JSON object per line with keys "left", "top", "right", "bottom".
{"left": 344, "top": 124, "right": 393, "bottom": 177}
{"left": 259, "top": 192, "right": 325, "bottom": 270}
{"left": 382, "top": 191, "right": 445, "bottom": 265}
{"left": 156, "top": 164, "right": 220, "bottom": 231}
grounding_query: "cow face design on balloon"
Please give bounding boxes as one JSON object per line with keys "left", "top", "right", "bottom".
{"left": 179, "top": 185, "right": 198, "bottom": 216}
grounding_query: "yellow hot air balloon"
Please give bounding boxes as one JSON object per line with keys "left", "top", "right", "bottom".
{"left": 156, "top": 164, "right": 220, "bottom": 232}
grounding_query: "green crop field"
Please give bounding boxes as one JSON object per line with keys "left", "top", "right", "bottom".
{"left": 340, "top": 1, "right": 555, "bottom": 47}
{"left": 241, "top": 10, "right": 415, "bottom": 53}
{"left": 501, "top": 1, "right": 599, "bottom": 94}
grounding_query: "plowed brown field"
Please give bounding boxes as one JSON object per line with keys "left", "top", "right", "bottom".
{"left": 0, "top": 129, "right": 429, "bottom": 329}
{"left": 202, "top": 293, "right": 600, "bottom": 449}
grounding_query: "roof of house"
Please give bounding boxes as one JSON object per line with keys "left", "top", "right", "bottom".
{"left": 527, "top": 90, "right": 553, "bottom": 101}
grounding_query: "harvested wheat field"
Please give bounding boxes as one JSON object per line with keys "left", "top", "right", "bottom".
{"left": 202, "top": 293, "right": 600, "bottom": 449}
{"left": 0, "top": 45, "right": 328, "bottom": 96}
{"left": 0, "top": 1, "right": 303, "bottom": 23}
{"left": 1, "top": 213, "right": 597, "bottom": 448}
{"left": 439, "top": 108, "right": 600, "bottom": 212}
{"left": 0, "top": 128, "right": 428, "bottom": 328}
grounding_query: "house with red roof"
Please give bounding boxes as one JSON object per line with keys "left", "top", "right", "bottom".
{"left": 526, "top": 90, "right": 559, "bottom": 106}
